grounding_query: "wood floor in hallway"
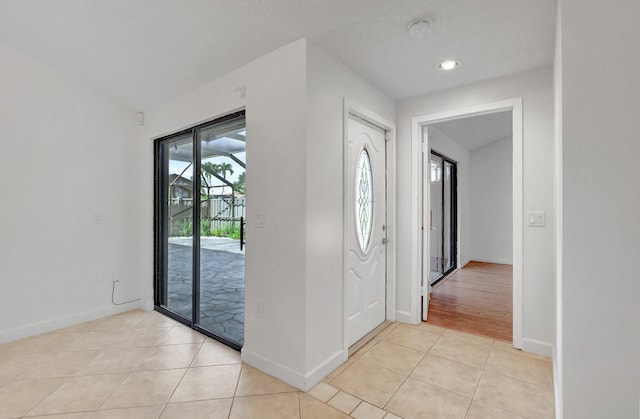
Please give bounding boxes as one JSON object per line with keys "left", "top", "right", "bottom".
{"left": 426, "top": 261, "right": 513, "bottom": 342}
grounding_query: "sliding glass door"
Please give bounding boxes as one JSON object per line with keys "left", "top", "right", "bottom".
{"left": 155, "top": 111, "right": 246, "bottom": 349}
{"left": 161, "top": 133, "right": 194, "bottom": 319}
{"left": 429, "top": 151, "right": 457, "bottom": 284}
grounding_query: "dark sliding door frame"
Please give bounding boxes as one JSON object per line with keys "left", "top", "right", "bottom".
{"left": 153, "top": 110, "right": 246, "bottom": 351}
{"left": 430, "top": 149, "right": 458, "bottom": 285}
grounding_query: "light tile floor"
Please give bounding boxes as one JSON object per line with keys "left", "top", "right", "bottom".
{"left": 0, "top": 310, "right": 554, "bottom": 419}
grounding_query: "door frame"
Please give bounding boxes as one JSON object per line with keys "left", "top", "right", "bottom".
{"left": 343, "top": 99, "right": 396, "bottom": 351}
{"left": 410, "top": 97, "right": 524, "bottom": 349}
{"left": 153, "top": 110, "right": 246, "bottom": 351}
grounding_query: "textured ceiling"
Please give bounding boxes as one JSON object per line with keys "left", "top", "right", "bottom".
{"left": 0, "top": 0, "right": 556, "bottom": 111}
{"left": 432, "top": 111, "right": 513, "bottom": 151}
{"left": 314, "top": 0, "right": 557, "bottom": 100}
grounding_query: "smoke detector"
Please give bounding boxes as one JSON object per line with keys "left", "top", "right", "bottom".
{"left": 408, "top": 18, "right": 432, "bottom": 38}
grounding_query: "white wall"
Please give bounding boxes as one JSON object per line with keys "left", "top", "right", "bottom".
{"left": 397, "top": 67, "right": 556, "bottom": 354}
{"left": 305, "top": 42, "right": 395, "bottom": 377}
{"left": 0, "top": 42, "right": 140, "bottom": 342}
{"left": 428, "top": 126, "right": 471, "bottom": 266}
{"left": 138, "top": 39, "right": 309, "bottom": 385}
{"left": 470, "top": 137, "right": 513, "bottom": 264}
{"left": 558, "top": 0, "right": 640, "bottom": 417}
{"left": 138, "top": 39, "right": 395, "bottom": 390}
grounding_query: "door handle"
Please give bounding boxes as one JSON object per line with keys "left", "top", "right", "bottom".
{"left": 382, "top": 238, "right": 388, "bottom": 245}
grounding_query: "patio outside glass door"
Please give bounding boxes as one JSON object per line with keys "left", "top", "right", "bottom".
{"left": 159, "top": 133, "right": 194, "bottom": 319}
{"left": 155, "top": 111, "right": 246, "bottom": 350}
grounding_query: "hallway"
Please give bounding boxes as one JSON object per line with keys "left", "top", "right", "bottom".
{"left": 427, "top": 262, "right": 513, "bottom": 342}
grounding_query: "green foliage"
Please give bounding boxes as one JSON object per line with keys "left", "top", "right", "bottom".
{"left": 233, "top": 171, "right": 246, "bottom": 195}
{"left": 178, "top": 219, "right": 241, "bottom": 239}
{"left": 202, "top": 161, "right": 234, "bottom": 180}
{"left": 218, "top": 162, "right": 233, "bottom": 178}
{"left": 200, "top": 218, "right": 211, "bottom": 236}
{"left": 180, "top": 220, "right": 193, "bottom": 237}
{"left": 211, "top": 222, "right": 241, "bottom": 240}
{"left": 202, "top": 162, "right": 219, "bottom": 180}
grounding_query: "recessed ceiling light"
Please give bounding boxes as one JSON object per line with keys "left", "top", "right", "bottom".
{"left": 408, "top": 18, "right": 432, "bottom": 38}
{"left": 437, "top": 59, "right": 462, "bottom": 71}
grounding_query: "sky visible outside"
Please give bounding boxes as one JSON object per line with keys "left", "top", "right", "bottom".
{"left": 169, "top": 152, "right": 246, "bottom": 186}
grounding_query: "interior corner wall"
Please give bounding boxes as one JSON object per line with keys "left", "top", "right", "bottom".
{"left": 138, "top": 39, "right": 309, "bottom": 384}
{"left": 0, "top": 42, "right": 141, "bottom": 343}
{"left": 428, "top": 126, "right": 471, "bottom": 267}
{"left": 396, "top": 67, "right": 556, "bottom": 354}
{"left": 560, "top": 0, "right": 640, "bottom": 417}
{"left": 304, "top": 42, "right": 395, "bottom": 386}
{"left": 552, "top": 1, "right": 563, "bottom": 416}
{"left": 470, "top": 137, "right": 513, "bottom": 264}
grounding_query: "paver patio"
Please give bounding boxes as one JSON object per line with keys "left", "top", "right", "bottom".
{"left": 166, "top": 237, "right": 244, "bottom": 346}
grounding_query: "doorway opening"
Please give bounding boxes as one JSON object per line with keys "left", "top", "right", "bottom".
{"left": 154, "top": 111, "right": 246, "bottom": 350}
{"left": 412, "top": 98, "right": 522, "bottom": 347}
{"left": 424, "top": 111, "right": 513, "bottom": 342}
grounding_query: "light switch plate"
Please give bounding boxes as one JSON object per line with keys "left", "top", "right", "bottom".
{"left": 527, "top": 211, "right": 545, "bottom": 227}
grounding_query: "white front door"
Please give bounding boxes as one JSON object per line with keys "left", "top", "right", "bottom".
{"left": 346, "top": 114, "right": 387, "bottom": 347}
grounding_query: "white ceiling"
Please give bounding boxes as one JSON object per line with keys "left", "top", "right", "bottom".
{"left": 431, "top": 111, "right": 512, "bottom": 151}
{"left": 0, "top": 0, "right": 556, "bottom": 111}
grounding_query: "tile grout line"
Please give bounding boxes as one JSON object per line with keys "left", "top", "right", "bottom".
{"left": 463, "top": 338, "right": 496, "bottom": 418}
{"left": 471, "top": 371, "right": 536, "bottom": 419}
{"left": 484, "top": 342, "right": 555, "bottom": 389}
{"left": 4, "top": 311, "right": 148, "bottom": 418}
{"left": 94, "top": 335, "right": 149, "bottom": 413}
{"left": 20, "top": 375, "right": 74, "bottom": 418}
{"left": 161, "top": 365, "right": 190, "bottom": 406}
{"left": 469, "top": 339, "right": 543, "bottom": 419}
{"left": 325, "top": 389, "right": 363, "bottom": 416}
{"left": 186, "top": 338, "right": 207, "bottom": 368}
{"left": 381, "top": 326, "right": 446, "bottom": 413}
{"left": 375, "top": 324, "right": 444, "bottom": 354}
{"left": 157, "top": 403, "right": 170, "bottom": 419}
{"left": 350, "top": 399, "right": 364, "bottom": 416}
{"left": 4, "top": 313, "right": 553, "bottom": 419}
{"left": 227, "top": 362, "right": 244, "bottom": 419}
{"left": 94, "top": 318, "right": 178, "bottom": 413}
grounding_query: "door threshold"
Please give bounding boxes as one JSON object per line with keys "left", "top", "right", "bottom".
{"left": 431, "top": 268, "right": 460, "bottom": 290}
{"left": 348, "top": 321, "right": 392, "bottom": 357}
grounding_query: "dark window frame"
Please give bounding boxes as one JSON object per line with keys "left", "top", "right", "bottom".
{"left": 430, "top": 149, "right": 458, "bottom": 286}
{"left": 153, "top": 110, "right": 246, "bottom": 351}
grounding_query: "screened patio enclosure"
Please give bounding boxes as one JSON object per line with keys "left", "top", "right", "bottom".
{"left": 155, "top": 112, "right": 246, "bottom": 349}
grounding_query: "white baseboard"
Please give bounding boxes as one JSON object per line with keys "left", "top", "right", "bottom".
{"left": 241, "top": 347, "right": 347, "bottom": 392}
{"left": 522, "top": 338, "right": 553, "bottom": 357}
{"left": 142, "top": 299, "right": 155, "bottom": 311}
{"left": 470, "top": 257, "right": 513, "bottom": 265}
{"left": 395, "top": 310, "right": 419, "bottom": 325}
{"left": 302, "top": 349, "right": 348, "bottom": 391}
{"left": 0, "top": 302, "right": 141, "bottom": 344}
{"left": 461, "top": 258, "right": 472, "bottom": 267}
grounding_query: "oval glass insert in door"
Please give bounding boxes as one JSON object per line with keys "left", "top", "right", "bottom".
{"left": 354, "top": 148, "right": 374, "bottom": 253}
